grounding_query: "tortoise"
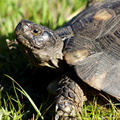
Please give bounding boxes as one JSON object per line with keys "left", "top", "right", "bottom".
{"left": 14, "top": 0, "right": 120, "bottom": 119}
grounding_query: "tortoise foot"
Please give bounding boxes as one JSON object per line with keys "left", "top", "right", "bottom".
{"left": 55, "top": 75, "right": 87, "bottom": 120}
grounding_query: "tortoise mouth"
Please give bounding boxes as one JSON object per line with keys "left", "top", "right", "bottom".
{"left": 15, "top": 19, "right": 35, "bottom": 49}
{"left": 16, "top": 34, "right": 35, "bottom": 50}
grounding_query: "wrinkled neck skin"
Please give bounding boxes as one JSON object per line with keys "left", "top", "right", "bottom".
{"left": 55, "top": 26, "right": 74, "bottom": 42}
{"left": 52, "top": 26, "right": 74, "bottom": 67}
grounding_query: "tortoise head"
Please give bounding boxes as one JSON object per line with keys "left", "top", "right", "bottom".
{"left": 14, "top": 19, "right": 63, "bottom": 68}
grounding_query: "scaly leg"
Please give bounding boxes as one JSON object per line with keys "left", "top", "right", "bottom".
{"left": 55, "top": 75, "right": 87, "bottom": 120}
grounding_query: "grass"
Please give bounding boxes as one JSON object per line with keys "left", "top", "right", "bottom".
{"left": 0, "top": 0, "right": 120, "bottom": 119}
{"left": 4, "top": 74, "right": 44, "bottom": 120}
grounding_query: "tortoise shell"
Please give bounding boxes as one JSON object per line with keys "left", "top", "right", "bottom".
{"left": 63, "top": 0, "right": 120, "bottom": 98}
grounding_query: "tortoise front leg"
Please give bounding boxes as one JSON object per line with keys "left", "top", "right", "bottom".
{"left": 55, "top": 75, "right": 87, "bottom": 120}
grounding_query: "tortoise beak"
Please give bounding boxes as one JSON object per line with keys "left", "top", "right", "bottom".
{"left": 14, "top": 19, "right": 33, "bottom": 35}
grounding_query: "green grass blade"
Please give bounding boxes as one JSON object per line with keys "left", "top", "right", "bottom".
{"left": 4, "top": 74, "right": 44, "bottom": 120}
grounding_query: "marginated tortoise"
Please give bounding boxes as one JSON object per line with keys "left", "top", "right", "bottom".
{"left": 15, "top": 0, "right": 120, "bottom": 119}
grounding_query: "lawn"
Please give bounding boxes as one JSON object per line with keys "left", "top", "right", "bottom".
{"left": 0, "top": 0, "right": 120, "bottom": 119}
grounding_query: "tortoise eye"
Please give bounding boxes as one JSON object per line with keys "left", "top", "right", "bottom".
{"left": 33, "top": 29, "right": 39, "bottom": 33}
{"left": 32, "top": 29, "right": 42, "bottom": 35}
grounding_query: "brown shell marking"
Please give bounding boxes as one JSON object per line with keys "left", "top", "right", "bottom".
{"left": 64, "top": 50, "right": 89, "bottom": 65}
{"left": 93, "top": 10, "right": 112, "bottom": 21}
{"left": 87, "top": 72, "right": 107, "bottom": 90}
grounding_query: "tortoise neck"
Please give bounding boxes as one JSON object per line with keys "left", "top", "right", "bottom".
{"left": 55, "top": 26, "right": 74, "bottom": 41}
